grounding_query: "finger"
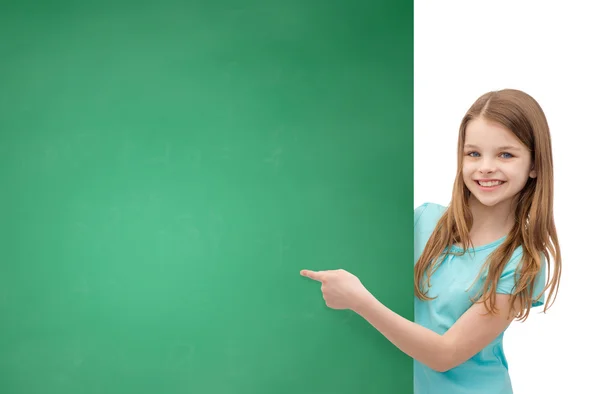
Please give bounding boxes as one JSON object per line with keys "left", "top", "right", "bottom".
{"left": 300, "top": 269, "right": 326, "bottom": 282}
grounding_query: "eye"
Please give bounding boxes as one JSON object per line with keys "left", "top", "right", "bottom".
{"left": 499, "top": 152, "right": 513, "bottom": 159}
{"left": 466, "top": 151, "right": 480, "bottom": 157}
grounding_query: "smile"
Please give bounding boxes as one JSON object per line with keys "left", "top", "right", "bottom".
{"left": 477, "top": 180, "right": 505, "bottom": 186}
{"left": 476, "top": 180, "right": 506, "bottom": 188}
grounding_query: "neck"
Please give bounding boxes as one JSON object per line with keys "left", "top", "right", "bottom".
{"left": 467, "top": 195, "right": 516, "bottom": 243}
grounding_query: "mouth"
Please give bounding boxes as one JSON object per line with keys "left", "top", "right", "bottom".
{"left": 475, "top": 179, "right": 506, "bottom": 189}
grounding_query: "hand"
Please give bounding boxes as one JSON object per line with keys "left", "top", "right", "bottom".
{"left": 300, "top": 269, "right": 373, "bottom": 311}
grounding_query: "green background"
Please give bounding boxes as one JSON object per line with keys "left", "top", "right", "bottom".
{"left": 0, "top": 1, "right": 414, "bottom": 393}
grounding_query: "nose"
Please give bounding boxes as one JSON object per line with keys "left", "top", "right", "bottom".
{"left": 479, "top": 158, "right": 497, "bottom": 174}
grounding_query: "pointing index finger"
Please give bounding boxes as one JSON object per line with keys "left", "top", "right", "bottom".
{"left": 300, "top": 269, "right": 326, "bottom": 282}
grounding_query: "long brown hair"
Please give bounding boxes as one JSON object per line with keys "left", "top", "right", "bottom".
{"left": 414, "top": 89, "right": 561, "bottom": 321}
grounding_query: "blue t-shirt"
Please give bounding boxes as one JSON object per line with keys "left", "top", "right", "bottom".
{"left": 413, "top": 202, "right": 546, "bottom": 394}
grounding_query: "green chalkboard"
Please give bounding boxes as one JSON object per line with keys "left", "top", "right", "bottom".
{"left": 0, "top": 1, "right": 414, "bottom": 393}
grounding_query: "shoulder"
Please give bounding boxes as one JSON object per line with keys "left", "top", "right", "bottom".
{"left": 500, "top": 246, "right": 546, "bottom": 276}
{"left": 499, "top": 246, "right": 524, "bottom": 276}
{"left": 496, "top": 245, "right": 547, "bottom": 307}
{"left": 414, "top": 203, "right": 447, "bottom": 257}
{"left": 414, "top": 202, "right": 447, "bottom": 229}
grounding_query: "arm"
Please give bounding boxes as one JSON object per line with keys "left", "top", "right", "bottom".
{"left": 300, "top": 269, "right": 517, "bottom": 373}
{"left": 355, "top": 292, "right": 517, "bottom": 372}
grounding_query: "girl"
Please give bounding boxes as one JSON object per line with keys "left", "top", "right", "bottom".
{"left": 301, "top": 89, "right": 561, "bottom": 394}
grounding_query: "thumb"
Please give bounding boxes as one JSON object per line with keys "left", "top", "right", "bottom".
{"left": 300, "top": 269, "right": 326, "bottom": 282}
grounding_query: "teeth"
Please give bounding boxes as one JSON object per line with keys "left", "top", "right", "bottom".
{"left": 478, "top": 180, "right": 503, "bottom": 187}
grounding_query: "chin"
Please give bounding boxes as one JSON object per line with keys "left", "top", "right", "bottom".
{"left": 475, "top": 198, "right": 501, "bottom": 207}
{"left": 471, "top": 192, "right": 513, "bottom": 208}
{"left": 467, "top": 188, "right": 501, "bottom": 207}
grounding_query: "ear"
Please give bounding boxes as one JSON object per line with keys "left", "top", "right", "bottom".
{"left": 529, "top": 164, "right": 537, "bottom": 179}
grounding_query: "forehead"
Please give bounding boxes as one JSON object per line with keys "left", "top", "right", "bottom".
{"left": 464, "top": 117, "right": 524, "bottom": 148}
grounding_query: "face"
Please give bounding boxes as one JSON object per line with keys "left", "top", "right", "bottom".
{"left": 462, "top": 117, "right": 536, "bottom": 208}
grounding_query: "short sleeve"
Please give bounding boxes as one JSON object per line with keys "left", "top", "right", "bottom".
{"left": 497, "top": 250, "right": 547, "bottom": 308}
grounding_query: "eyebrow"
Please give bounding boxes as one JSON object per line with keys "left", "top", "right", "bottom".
{"left": 464, "top": 144, "right": 521, "bottom": 151}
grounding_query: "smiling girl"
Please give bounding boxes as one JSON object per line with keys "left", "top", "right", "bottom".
{"left": 301, "top": 89, "right": 561, "bottom": 394}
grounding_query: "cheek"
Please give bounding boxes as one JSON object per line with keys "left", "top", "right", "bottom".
{"left": 461, "top": 165, "right": 477, "bottom": 191}
{"left": 507, "top": 167, "right": 531, "bottom": 187}
{"left": 462, "top": 162, "right": 475, "bottom": 179}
